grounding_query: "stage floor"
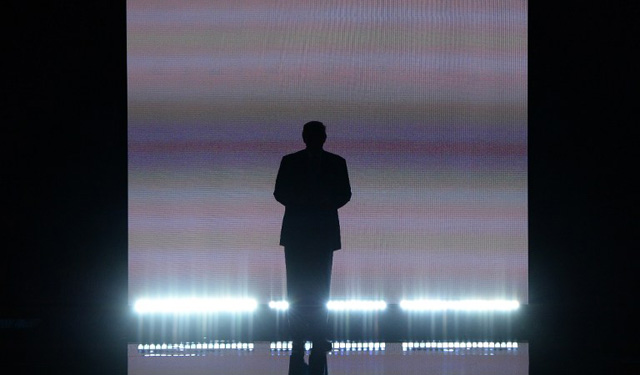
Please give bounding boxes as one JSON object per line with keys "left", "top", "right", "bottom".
{"left": 128, "top": 342, "right": 528, "bottom": 374}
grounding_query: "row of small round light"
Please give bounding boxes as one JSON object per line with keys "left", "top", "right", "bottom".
{"left": 402, "top": 341, "right": 518, "bottom": 351}
{"left": 332, "top": 341, "right": 386, "bottom": 351}
{"left": 270, "top": 341, "right": 308, "bottom": 351}
{"left": 137, "top": 342, "right": 254, "bottom": 352}
{"left": 270, "top": 341, "right": 386, "bottom": 351}
{"left": 143, "top": 353, "right": 199, "bottom": 357}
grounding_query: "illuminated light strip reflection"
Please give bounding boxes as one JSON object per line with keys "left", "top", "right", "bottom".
{"left": 399, "top": 299, "right": 520, "bottom": 311}
{"left": 133, "top": 298, "right": 258, "bottom": 313}
{"left": 270, "top": 341, "right": 386, "bottom": 351}
{"left": 137, "top": 341, "right": 254, "bottom": 352}
{"left": 401, "top": 341, "right": 519, "bottom": 351}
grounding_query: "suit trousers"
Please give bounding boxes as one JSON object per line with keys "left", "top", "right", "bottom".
{"left": 284, "top": 246, "right": 333, "bottom": 351}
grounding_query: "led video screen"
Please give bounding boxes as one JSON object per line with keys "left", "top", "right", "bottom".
{"left": 128, "top": 0, "right": 527, "bottom": 305}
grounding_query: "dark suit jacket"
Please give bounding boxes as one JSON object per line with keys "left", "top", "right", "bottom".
{"left": 274, "top": 149, "right": 351, "bottom": 250}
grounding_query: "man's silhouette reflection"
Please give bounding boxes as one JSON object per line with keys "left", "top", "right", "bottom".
{"left": 274, "top": 121, "right": 351, "bottom": 375}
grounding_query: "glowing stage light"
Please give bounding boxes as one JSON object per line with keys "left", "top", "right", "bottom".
{"left": 326, "top": 300, "right": 387, "bottom": 311}
{"left": 333, "top": 342, "right": 384, "bottom": 351}
{"left": 269, "top": 341, "right": 385, "bottom": 352}
{"left": 133, "top": 298, "right": 258, "bottom": 313}
{"left": 268, "top": 299, "right": 387, "bottom": 311}
{"left": 137, "top": 341, "right": 253, "bottom": 353}
{"left": 399, "top": 299, "right": 520, "bottom": 311}
{"left": 401, "top": 341, "right": 519, "bottom": 351}
{"left": 268, "top": 300, "right": 290, "bottom": 310}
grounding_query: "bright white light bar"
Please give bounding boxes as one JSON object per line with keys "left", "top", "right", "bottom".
{"left": 402, "top": 341, "right": 518, "bottom": 351}
{"left": 268, "top": 300, "right": 387, "bottom": 311}
{"left": 399, "top": 299, "right": 520, "bottom": 312}
{"left": 268, "top": 300, "right": 290, "bottom": 310}
{"left": 133, "top": 298, "right": 258, "bottom": 314}
{"left": 326, "top": 300, "right": 387, "bottom": 311}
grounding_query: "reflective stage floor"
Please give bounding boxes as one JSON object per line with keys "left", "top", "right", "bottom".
{"left": 129, "top": 342, "right": 528, "bottom": 374}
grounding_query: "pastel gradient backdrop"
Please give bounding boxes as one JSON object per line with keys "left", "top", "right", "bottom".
{"left": 128, "top": 0, "right": 527, "bottom": 304}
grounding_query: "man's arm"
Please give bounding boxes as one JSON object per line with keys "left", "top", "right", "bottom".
{"left": 332, "top": 158, "right": 352, "bottom": 209}
{"left": 274, "top": 156, "right": 291, "bottom": 206}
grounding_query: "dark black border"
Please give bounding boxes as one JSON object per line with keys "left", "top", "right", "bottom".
{"left": 5, "top": 2, "right": 637, "bottom": 374}
{"left": 6, "top": 2, "right": 128, "bottom": 373}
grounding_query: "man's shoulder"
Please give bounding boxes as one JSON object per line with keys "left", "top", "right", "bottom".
{"left": 322, "top": 150, "right": 346, "bottom": 163}
{"left": 282, "top": 150, "right": 307, "bottom": 160}
{"left": 282, "top": 149, "right": 346, "bottom": 162}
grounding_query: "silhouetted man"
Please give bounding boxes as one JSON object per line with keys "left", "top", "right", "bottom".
{"left": 274, "top": 121, "right": 351, "bottom": 375}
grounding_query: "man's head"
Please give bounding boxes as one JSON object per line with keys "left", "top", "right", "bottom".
{"left": 302, "top": 121, "right": 326, "bottom": 150}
